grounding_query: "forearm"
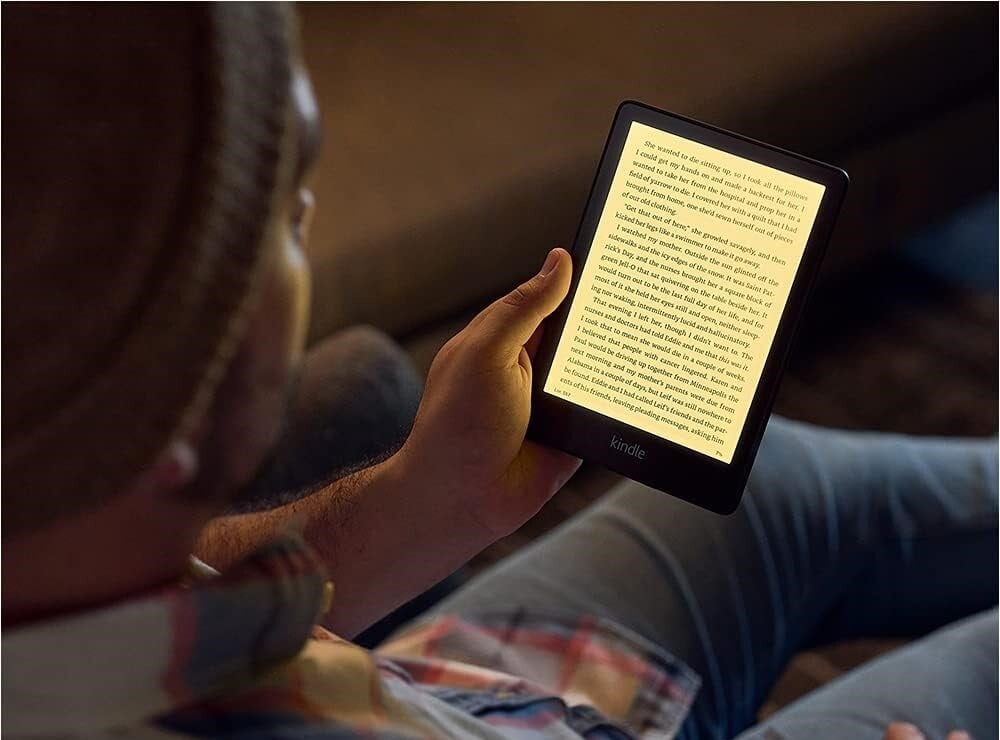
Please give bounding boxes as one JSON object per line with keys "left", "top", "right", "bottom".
{"left": 195, "top": 453, "right": 492, "bottom": 638}
{"left": 195, "top": 249, "right": 578, "bottom": 637}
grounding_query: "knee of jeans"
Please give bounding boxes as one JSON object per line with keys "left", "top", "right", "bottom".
{"left": 330, "top": 324, "right": 410, "bottom": 368}
{"left": 307, "top": 325, "right": 423, "bottom": 408}
{"left": 746, "top": 416, "right": 818, "bottom": 490}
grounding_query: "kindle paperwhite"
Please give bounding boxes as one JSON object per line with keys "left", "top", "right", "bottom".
{"left": 528, "top": 101, "right": 848, "bottom": 514}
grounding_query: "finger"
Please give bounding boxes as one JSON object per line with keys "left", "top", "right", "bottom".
{"left": 884, "top": 723, "right": 925, "bottom": 740}
{"left": 461, "top": 248, "right": 565, "bottom": 335}
{"left": 476, "top": 248, "right": 571, "bottom": 362}
{"left": 462, "top": 296, "right": 499, "bottom": 335}
{"left": 947, "top": 731, "right": 971, "bottom": 740}
{"left": 516, "top": 439, "right": 583, "bottom": 501}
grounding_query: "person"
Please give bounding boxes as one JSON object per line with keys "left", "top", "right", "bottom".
{"left": 3, "top": 5, "right": 996, "bottom": 740}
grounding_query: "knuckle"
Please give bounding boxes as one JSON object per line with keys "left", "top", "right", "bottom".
{"left": 501, "top": 281, "right": 535, "bottom": 310}
{"left": 433, "top": 335, "right": 461, "bottom": 366}
{"left": 439, "top": 334, "right": 462, "bottom": 358}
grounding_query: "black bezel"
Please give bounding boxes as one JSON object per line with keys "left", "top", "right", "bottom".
{"left": 528, "top": 100, "right": 848, "bottom": 514}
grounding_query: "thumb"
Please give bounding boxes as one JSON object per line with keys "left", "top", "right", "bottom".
{"left": 479, "top": 248, "right": 572, "bottom": 361}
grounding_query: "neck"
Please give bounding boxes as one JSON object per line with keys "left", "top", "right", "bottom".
{"left": 2, "top": 496, "right": 208, "bottom": 628}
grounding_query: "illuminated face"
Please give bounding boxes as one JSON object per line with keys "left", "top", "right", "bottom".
{"left": 199, "top": 63, "right": 325, "bottom": 497}
{"left": 279, "top": 64, "right": 323, "bottom": 359}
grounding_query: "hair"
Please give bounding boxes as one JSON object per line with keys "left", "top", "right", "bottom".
{"left": 2, "top": 4, "right": 298, "bottom": 536}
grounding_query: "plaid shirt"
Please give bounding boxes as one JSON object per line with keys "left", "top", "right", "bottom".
{"left": 3, "top": 534, "right": 699, "bottom": 738}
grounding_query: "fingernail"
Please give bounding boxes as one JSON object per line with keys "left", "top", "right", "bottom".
{"left": 948, "top": 732, "right": 971, "bottom": 740}
{"left": 540, "top": 249, "right": 561, "bottom": 277}
{"left": 894, "top": 724, "right": 925, "bottom": 740}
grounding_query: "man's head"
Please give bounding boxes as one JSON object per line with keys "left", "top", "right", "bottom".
{"left": 2, "top": 4, "right": 320, "bottom": 619}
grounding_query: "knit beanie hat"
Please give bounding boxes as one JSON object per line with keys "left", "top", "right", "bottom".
{"left": 2, "top": 4, "right": 298, "bottom": 536}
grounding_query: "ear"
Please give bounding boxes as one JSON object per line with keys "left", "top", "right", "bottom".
{"left": 127, "top": 440, "right": 199, "bottom": 500}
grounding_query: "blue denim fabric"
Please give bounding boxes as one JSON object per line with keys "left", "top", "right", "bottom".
{"left": 431, "top": 417, "right": 998, "bottom": 739}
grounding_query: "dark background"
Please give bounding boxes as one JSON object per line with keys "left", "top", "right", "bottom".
{"left": 297, "top": 2, "right": 998, "bottom": 713}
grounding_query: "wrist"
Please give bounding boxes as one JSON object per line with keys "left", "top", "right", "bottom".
{"left": 388, "top": 440, "right": 500, "bottom": 550}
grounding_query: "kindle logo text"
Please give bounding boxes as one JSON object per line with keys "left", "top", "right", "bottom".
{"left": 610, "top": 434, "right": 646, "bottom": 460}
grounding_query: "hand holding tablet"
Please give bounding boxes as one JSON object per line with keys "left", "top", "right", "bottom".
{"left": 529, "top": 101, "right": 848, "bottom": 513}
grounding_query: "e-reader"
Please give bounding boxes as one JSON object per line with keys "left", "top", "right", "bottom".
{"left": 528, "top": 101, "right": 848, "bottom": 514}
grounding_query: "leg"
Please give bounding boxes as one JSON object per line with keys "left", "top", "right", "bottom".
{"left": 231, "top": 325, "right": 423, "bottom": 512}
{"left": 426, "top": 417, "right": 997, "bottom": 738}
{"left": 736, "top": 609, "right": 998, "bottom": 740}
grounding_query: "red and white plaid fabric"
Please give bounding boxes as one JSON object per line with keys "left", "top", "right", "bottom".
{"left": 4, "top": 535, "right": 699, "bottom": 739}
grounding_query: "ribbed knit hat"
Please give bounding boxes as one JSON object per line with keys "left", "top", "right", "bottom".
{"left": 2, "top": 4, "right": 298, "bottom": 536}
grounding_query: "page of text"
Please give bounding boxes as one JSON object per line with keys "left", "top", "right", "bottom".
{"left": 544, "top": 121, "right": 825, "bottom": 462}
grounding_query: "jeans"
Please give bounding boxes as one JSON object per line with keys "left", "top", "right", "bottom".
{"left": 254, "top": 327, "right": 997, "bottom": 738}
{"left": 428, "top": 417, "right": 998, "bottom": 739}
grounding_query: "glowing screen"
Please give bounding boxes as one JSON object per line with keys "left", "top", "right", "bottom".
{"left": 544, "top": 122, "right": 825, "bottom": 462}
